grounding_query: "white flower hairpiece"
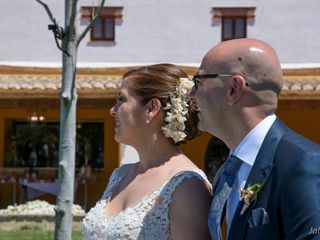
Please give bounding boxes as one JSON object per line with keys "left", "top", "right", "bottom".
{"left": 161, "top": 77, "right": 194, "bottom": 143}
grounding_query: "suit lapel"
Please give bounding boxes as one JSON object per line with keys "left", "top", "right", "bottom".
{"left": 228, "top": 118, "right": 287, "bottom": 240}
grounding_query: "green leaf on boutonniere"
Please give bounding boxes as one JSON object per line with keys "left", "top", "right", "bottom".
{"left": 239, "top": 183, "right": 263, "bottom": 215}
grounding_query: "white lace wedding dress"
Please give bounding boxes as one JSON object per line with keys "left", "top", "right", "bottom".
{"left": 82, "top": 164, "right": 210, "bottom": 240}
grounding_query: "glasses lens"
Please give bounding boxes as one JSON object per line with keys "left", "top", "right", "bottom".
{"left": 192, "top": 74, "right": 232, "bottom": 90}
{"left": 193, "top": 77, "right": 199, "bottom": 90}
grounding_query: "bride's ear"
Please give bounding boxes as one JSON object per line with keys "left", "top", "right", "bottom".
{"left": 145, "top": 98, "right": 162, "bottom": 122}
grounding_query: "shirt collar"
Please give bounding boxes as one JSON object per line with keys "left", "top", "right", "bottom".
{"left": 232, "top": 113, "right": 276, "bottom": 167}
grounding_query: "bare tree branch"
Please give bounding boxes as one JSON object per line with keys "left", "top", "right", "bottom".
{"left": 35, "top": 0, "right": 58, "bottom": 25}
{"left": 77, "top": 0, "right": 106, "bottom": 45}
{"left": 36, "top": 0, "right": 70, "bottom": 55}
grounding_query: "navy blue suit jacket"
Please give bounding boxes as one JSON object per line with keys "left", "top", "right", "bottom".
{"left": 225, "top": 118, "right": 320, "bottom": 240}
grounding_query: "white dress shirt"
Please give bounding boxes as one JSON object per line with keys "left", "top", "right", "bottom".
{"left": 226, "top": 113, "right": 276, "bottom": 235}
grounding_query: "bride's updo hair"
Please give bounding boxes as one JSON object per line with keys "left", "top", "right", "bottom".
{"left": 123, "top": 63, "right": 200, "bottom": 145}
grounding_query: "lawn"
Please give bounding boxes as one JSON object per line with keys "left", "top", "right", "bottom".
{"left": 0, "top": 228, "right": 82, "bottom": 240}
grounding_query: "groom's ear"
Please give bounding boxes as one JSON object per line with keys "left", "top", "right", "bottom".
{"left": 228, "top": 75, "right": 246, "bottom": 106}
{"left": 145, "top": 98, "right": 162, "bottom": 121}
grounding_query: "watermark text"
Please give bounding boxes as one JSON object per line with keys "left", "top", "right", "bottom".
{"left": 308, "top": 226, "right": 320, "bottom": 235}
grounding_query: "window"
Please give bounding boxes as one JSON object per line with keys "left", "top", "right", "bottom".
{"left": 212, "top": 7, "right": 256, "bottom": 41}
{"left": 92, "top": 17, "right": 115, "bottom": 41}
{"left": 222, "top": 17, "right": 246, "bottom": 41}
{"left": 81, "top": 6, "right": 123, "bottom": 42}
{"left": 4, "top": 120, "right": 104, "bottom": 170}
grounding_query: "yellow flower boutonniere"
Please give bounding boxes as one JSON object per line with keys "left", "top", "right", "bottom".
{"left": 239, "top": 183, "right": 263, "bottom": 215}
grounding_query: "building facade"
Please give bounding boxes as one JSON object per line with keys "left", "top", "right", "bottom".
{"left": 0, "top": 0, "right": 319, "bottom": 209}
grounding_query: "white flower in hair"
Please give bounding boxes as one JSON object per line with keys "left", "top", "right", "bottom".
{"left": 161, "top": 77, "right": 194, "bottom": 143}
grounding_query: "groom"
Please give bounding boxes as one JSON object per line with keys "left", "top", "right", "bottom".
{"left": 190, "top": 38, "right": 320, "bottom": 239}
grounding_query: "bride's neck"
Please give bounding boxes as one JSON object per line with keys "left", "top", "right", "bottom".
{"left": 136, "top": 144, "right": 182, "bottom": 173}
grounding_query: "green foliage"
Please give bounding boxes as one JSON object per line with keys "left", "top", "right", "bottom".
{"left": 0, "top": 229, "right": 82, "bottom": 240}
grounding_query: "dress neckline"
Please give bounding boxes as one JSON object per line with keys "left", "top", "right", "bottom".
{"left": 103, "top": 167, "right": 206, "bottom": 220}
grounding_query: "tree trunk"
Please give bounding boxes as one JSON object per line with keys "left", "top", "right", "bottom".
{"left": 35, "top": 0, "right": 106, "bottom": 239}
{"left": 54, "top": 1, "right": 78, "bottom": 240}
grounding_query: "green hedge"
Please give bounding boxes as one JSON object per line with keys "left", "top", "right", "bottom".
{"left": 0, "top": 229, "right": 82, "bottom": 240}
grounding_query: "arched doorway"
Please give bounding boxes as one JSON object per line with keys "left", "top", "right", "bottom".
{"left": 204, "top": 137, "right": 229, "bottom": 183}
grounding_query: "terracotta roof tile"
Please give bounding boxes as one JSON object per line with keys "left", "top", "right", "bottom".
{"left": 0, "top": 74, "right": 121, "bottom": 89}
{"left": 0, "top": 73, "right": 320, "bottom": 99}
{"left": 279, "top": 76, "right": 320, "bottom": 99}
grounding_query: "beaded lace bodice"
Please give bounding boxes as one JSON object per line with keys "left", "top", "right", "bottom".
{"left": 82, "top": 164, "right": 210, "bottom": 240}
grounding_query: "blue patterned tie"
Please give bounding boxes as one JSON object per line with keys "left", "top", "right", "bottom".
{"left": 208, "top": 154, "right": 242, "bottom": 240}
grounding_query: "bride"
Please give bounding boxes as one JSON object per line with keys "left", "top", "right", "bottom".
{"left": 82, "top": 63, "right": 212, "bottom": 240}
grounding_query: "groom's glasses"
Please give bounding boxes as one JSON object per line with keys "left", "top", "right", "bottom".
{"left": 192, "top": 73, "right": 250, "bottom": 90}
